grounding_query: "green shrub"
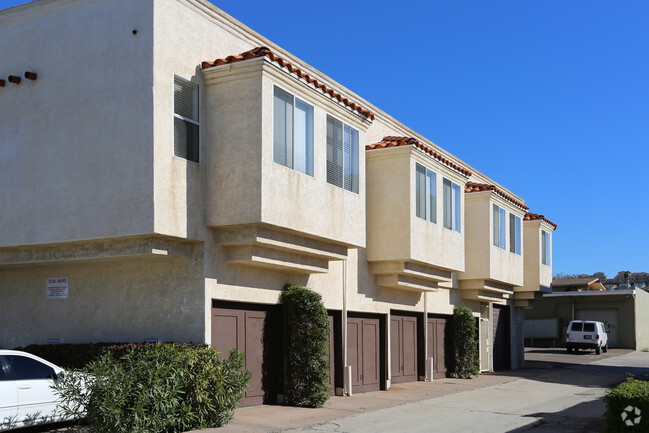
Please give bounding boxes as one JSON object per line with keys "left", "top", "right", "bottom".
{"left": 603, "top": 377, "right": 649, "bottom": 432}
{"left": 14, "top": 343, "right": 119, "bottom": 370}
{"left": 54, "top": 343, "right": 250, "bottom": 433}
{"left": 453, "top": 306, "right": 479, "bottom": 378}
{"left": 281, "top": 284, "right": 330, "bottom": 408}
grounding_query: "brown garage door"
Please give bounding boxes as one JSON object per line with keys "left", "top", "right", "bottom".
{"left": 390, "top": 314, "right": 418, "bottom": 383}
{"left": 347, "top": 316, "right": 381, "bottom": 393}
{"left": 212, "top": 304, "right": 277, "bottom": 407}
{"left": 427, "top": 317, "right": 449, "bottom": 379}
{"left": 492, "top": 304, "right": 510, "bottom": 371}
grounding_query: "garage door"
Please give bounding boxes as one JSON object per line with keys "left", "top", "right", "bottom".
{"left": 212, "top": 304, "right": 280, "bottom": 407}
{"left": 492, "top": 305, "right": 510, "bottom": 371}
{"left": 428, "top": 317, "right": 449, "bottom": 379}
{"left": 347, "top": 316, "right": 381, "bottom": 393}
{"left": 576, "top": 309, "right": 618, "bottom": 347}
{"left": 390, "top": 314, "right": 418, "bottom": 384}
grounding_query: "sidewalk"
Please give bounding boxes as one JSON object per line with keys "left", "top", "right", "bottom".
{"left": 193, "top": 372, "right": 523, "bottom": 433}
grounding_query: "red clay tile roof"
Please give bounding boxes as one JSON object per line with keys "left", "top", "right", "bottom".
{"left": 202, "top": 46, "right": 375, "bottom": 121}
{"left": 465, "top": 182, "right": 529, "bottom": 211}
{"left": 524, "top": 212, "right": 558, "bottom": 229}
{"left": 366, "top": 136, "right": 472, "bottom": 177}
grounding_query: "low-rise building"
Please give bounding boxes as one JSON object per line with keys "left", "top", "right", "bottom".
{"left": 0, "top": 0, "right": 556, "bottom": 403}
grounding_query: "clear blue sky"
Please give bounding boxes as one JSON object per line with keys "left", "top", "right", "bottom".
{"left": 2, "top": 0, "right": 647, "bottom": 279}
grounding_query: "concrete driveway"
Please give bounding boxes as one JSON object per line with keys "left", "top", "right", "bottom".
{"left": 205, "top": 348, "right": 649, "bottom": 433}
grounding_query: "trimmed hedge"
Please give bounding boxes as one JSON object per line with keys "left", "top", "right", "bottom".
{"left": 54, "top": 343, "right": 250, "bottom": 433}
{"left": 453, "top": 306, "right": 479, "bottom": 378}
{"left": 603, "top": 377, "right": 649, "bottom": 432}
{"left": 281, "top": 284, "right": 330, "bottom": 408}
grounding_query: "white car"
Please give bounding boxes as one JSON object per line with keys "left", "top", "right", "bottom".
{"left": 0, "top": 350, "right": 70, "bottom": 431}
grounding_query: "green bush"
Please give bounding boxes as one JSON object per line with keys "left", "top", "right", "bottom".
{"left": 453, "top": 306, "right": 479, "bottom": 378}
{"left": 14, "top": 343, "right": 119, "bottom": 370}
{"left": 281, "top": 284, "right": 330, "bottom": 408}
{"left": 603, "top": 377, "right": 649, "bottom": 432}
{"left": 54, "top": 343, "right": 250, "bottom": 433}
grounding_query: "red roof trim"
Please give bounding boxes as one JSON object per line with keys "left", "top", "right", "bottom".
{"left": 524, "top": 212, "right": 558, "bottom": 229}
{"left": 202, "top": 47, "right": 375, "bottom": 121}
{"left": 465, "top": 182, "right": 529, "bottom": 211}
{"left": 366, "top": 136, "right": 472, "bottom": 177}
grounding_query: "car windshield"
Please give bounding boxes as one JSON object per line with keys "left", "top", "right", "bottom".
{"left": 570, "top": 322, "right": 583, "bottom": 332}
{"left": 584, "top": 323, "right": 595, "bottom": 332}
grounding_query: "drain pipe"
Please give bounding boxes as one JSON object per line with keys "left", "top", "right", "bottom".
{"left": 424, "top": 292, "right": 429, "bottom": 380}
{"left": 342, "top": 258, "right": 351, "bottom": 396}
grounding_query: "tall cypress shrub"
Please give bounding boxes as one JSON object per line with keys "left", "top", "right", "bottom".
{"left": 281, "top": 284, "right": 330, "bottom": 407}
{"left": 453, "top": 306, "right": 479, "bottom": 378}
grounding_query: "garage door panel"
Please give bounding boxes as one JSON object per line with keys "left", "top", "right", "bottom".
{"left": 492, "top": 305, "right": 510, "bottom": 371}
{"left": 347, "top": 319, "right": 361, "bottom": 388}
{"left": 427, "top": 317, "right": 449, "bottom": 379}
{"left": 402, "top": 317, "right": 417, "bottom": 378}
{"left": 212, "top": 306, "right": 271, "bottom": 407}
{"left": 390, "top": 318, "right": 402, "bottom": 380}
{"left": 362, "top": 320, "right": 380, "bottom": 387}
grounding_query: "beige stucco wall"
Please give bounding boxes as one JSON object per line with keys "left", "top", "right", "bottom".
{"left": 635, "top": 289, "right": 649, "bottom": 350}
{"left": 366, "top": 146, "right": 465, "bottom": 272}
{"left": 0, "top": 243, "right": 205, "bottom": 348}
{"left": 523, "top": 220, "right": 554, "bottom": 292}
{"left": 0, "top": 0, "right": 156, "bottom": 247}
{"left": 461, "top": 192, "right": 524, "bottom": 287}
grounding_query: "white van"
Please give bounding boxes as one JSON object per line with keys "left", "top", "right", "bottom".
{"left": 565, "top": 320, "right": 608, "bottom": 354}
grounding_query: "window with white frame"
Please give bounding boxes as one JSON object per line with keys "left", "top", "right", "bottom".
{"left": 273, "top": 86, "right": 314, "bottom": 176}
{"left": 542, "top": 230, "right": 551, "bottom": 265}
{"left": 443, "top": 178, "right": 461, "bottom": 232}
{"left": 173, "top": 75, "right": 199, "bottom": 162}
{"left": 416, "top": 163, "right": 436, "bottom": 223}
{"left": 509, "top": 214, "right": 521, "bottom": 255}
{"left": 492, "top": 204, "right": 506, "bottom": 249}
{"left": 326, "top": 115, "right": 359, "bottom": 193}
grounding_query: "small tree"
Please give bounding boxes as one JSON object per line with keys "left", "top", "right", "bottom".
{"left": 281, "top": 284, "right": 330, "bottom": 407}
{"left": 453, "top": 306, "right": 479, "bottom": 378}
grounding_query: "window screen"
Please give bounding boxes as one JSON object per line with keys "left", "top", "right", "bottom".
{"left": 174, "top": 75, "right": 199, "bottom": 163}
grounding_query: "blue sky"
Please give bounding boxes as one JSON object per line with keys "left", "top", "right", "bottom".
{"left": 2, "top": 0, "right": 647, "bottom": 279}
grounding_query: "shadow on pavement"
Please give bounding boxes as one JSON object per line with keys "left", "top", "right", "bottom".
{"left": 506, "top": 400, "right": 604, "bottom": 433}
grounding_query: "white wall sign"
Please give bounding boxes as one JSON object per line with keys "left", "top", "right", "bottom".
{"left": 47, "top": 277, "right": 69, "bottom": 299}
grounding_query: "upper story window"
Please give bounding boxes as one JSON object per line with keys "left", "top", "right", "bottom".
{"left": 542, "top": 230, "right": 551, "bottom": 265}
{"left": 509, "top": 214, "right": 521, "bottom": 255}
{"left": 415, "top": 163, "right": 437, "bottom": 223}
{"left": 273, "top": 86, "right": 314, "bottom": 176}
{"left": 173, "top": 75, "right": 199, "bottom": 163}
{"left": 443, "top": 178, "right": 461, "bottom": 232}
{"left": 492, "top": 204, "right": 506, "bottom": 249}
{"left": 326, "top": 115, "right": 359, "bottom": 193}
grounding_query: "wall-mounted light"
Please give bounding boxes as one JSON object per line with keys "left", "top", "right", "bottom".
{"left": 8, "top": 75, "right": 21, "bottom": 84}
{"left": 0, "top": 79, "right": 5, "bottom": 87}
{"left": 24, "top": 71, "right": 37, "bottom": 80}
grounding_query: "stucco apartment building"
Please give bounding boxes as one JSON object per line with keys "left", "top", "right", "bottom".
{"left": 0, "top": 0, "right": 556, "bottom": 405}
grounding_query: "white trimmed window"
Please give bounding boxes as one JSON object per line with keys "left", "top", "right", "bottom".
{"left": 416, "top": 163, "right": 436, "bottom": 223}
{"left": 492, "top": 204, "right": 506, "bottom": 249}
{"left": 173, "top": 75, "right": 199, "bottom": 162}
{"left": 542, "top": 230, "right": 551, "bottom": 265}
{"left": 273, "top": 86, "right": 314, "bottom": 176}
{"left": 443, "top": 178, "right": 461, "bottom": 232}
{"left": 509, "top": 214, "right": 521, "bottom": 255}
{"left": 326, "top": 115, "right": 359, "bottom": 193}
